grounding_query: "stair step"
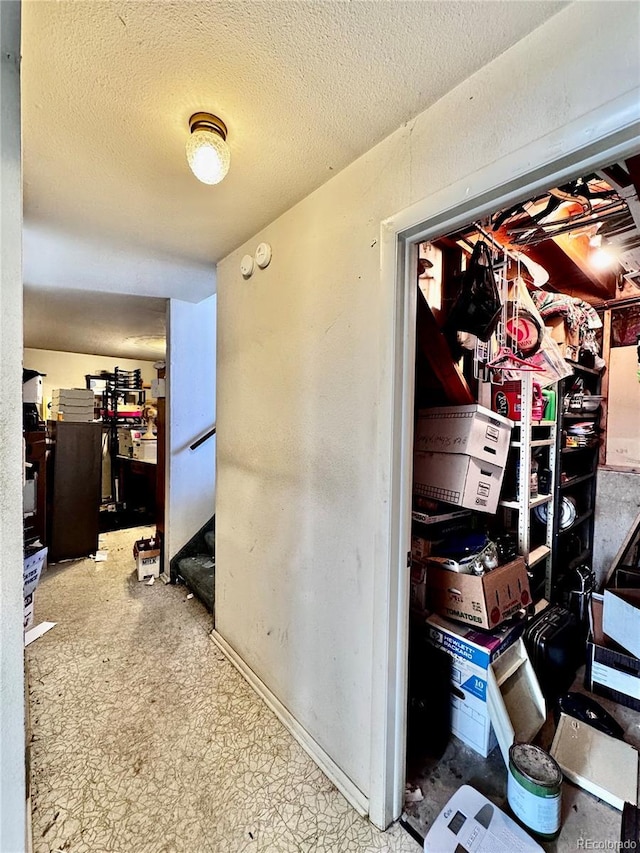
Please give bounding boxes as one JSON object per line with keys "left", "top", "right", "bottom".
{"left": 178, "top": 555, "right": 215, "bottom": 613}
{"left": 204, "top": 530, "right": 215, "bottom": 557}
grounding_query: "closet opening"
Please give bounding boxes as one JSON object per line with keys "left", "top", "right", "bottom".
{"left": 399, "top": 155, "right": 640, "bottom": 847}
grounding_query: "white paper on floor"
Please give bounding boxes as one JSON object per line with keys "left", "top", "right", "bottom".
{"left": 25, "top": 622, "right": 57, "bottom": 646}
{"left": 94, "top": 551, "right": 108, "bottom": 562}
{"left": 145, "top": 576, "right": 155, "bottom": 586}
{"left": 186, "top": 593, "right": 194, "bottom": 600}
{"left": 404, "top": 785, "right": 424, "bottom": 803}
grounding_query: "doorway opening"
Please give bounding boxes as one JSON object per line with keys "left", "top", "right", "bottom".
{"left": 22, "top": 292, "right": 167, "bottom": 586}
{"left": 370, "top": 120, "right": 640, "bottom": 833}
{"left": 402, "top": 154, "right": 640, "bottom": 844}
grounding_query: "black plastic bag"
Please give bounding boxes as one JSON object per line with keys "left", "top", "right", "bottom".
{"left": 446, "top": 240, "right": 502, "bottom": 341}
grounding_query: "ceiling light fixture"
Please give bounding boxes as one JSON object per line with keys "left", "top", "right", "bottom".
{"left": 590, "top": 245, "right": 616, "bottom": 270}
{"left": 186, "top": 112, "right": 230, "bottom": 185}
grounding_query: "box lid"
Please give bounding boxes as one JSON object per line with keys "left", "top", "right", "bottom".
{"left": 487, "top": 638, "right": 546, "bottom": 768}
{"left": 426, "top": 612, "right": 525, "bottom": 668}
{"left": 550, "top": 712, "right": 638, "bottom": 809}
{"left": 417, "top": 403, "right": 514, "bottom": 430}
{"left": 603, "top": 589, "right": 640, "bottom": 659}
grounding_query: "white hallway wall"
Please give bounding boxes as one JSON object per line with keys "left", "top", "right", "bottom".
{"left": 0, "top": 2, "right": 25, "bottom": 851}
{"left": 215, "top": 1, "right": 640, "bottom": 818}
{"left": 165, "top": 296, "right": 216, "bottom": 562}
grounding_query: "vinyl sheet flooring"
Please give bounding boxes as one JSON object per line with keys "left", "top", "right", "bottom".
{"left": 26, "top": 527, "right": 421, "bottom": 853}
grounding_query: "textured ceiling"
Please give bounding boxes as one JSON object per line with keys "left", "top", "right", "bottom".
{"left": 24, "top": 287, "right": 167, "bottom": 361}
{"left": 21, "top": 0, "right": 566, "bottom": 356}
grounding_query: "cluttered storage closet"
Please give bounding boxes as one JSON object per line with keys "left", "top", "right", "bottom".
{"left": 402, "top": 159, "right": 640, "bottom": 849}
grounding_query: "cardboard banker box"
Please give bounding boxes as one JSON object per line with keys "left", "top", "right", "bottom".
{"left": 426, "top": 557, "right": 530, "bottom": 630}
{"left": 413, "top": 452, "right": 505, "bottom": 514}
{"left": 414, "top": 405, "right": 513, "bottom": 468}
{"left": 413, "top": 405, "right": 512, "bottom": 515}
{"left": 426, "top": 612, "right": 525, "bottom": 756}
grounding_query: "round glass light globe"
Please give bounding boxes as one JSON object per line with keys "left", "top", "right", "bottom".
{"left": 186, "top": 128, "right": 230, "bottom": 185}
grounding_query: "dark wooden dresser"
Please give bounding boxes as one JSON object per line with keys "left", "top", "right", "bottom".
{"left": 47, "top": 421, "right": 102, "bottom": 562}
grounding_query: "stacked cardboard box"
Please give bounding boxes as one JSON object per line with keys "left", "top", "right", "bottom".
{"left": 426, "top": 556, "right": 530, "bottom": 630}
{"left": 50, "top": 388, "right": 95, "bottom": 422}
{"left": 425, "top": 612, "right": 525, "bottom": 756}
{"left": 413, "top": 405, "right": 513, "bottom": 514}
{"left": 409, "top": 509, "right": 473, "bottom": 615}
{"left": 586, "top": 591, "right": 640, "bottom": 712}
{"left": 547, "top": 316, "right": 580, "bottom": 361}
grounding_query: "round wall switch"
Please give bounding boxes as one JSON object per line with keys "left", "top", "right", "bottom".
{"left": 255, "top": 242, "right": 272, "bottom": 269}
{"left": 240, "top": 254, "right": 254, "bottom": 277}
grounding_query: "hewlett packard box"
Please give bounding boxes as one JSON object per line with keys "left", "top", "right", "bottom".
{"left": 426, "top": 613, "right": 524, "bottom": 756}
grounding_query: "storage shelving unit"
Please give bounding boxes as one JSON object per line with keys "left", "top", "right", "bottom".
{"left": 548, "top": 361, "right": 602, "bottom": 602}
{"left": 100, "top": 369, "right": 144, "bottom": 465}
{"left": 496, "top": 373, "right": 558, "bottom": 602}
{"left": 87, "top": 368, "right": 148, "bottom": 527}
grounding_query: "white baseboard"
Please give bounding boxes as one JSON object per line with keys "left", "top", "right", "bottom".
{"left": 210, "top": 630, "right": 369, "bottom": 817}
{"left": 26, "top": 795, "right": 33, "bottom": 853}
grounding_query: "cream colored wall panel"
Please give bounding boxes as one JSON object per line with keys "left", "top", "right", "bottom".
{"left": 605, "top": 346, "right": 640, "bottom": 468}
{"left": 215, "top": 1, "right": 640, "bottom": 808}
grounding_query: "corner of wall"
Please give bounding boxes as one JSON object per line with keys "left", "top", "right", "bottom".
{"left": 1, "top": 2, "right": 27, "bottom": 850}
{"left": 165, "top": 295, "right": 217, "bottom": 563}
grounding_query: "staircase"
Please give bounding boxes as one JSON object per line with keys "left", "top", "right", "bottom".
{"left": 170, "top": 518, "right": 215, "bottom": 615}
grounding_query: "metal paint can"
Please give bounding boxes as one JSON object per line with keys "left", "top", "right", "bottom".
{"left": 507, "top": 743, "right": 562, "bottom": 840}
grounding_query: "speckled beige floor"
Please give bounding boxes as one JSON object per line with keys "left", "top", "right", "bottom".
{"left": 26, "top": 527, "right": 420, "bottom": 853}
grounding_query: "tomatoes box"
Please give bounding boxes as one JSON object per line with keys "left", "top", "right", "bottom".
{"left": 426, "top": 556, "right": 530, "bottom": 630}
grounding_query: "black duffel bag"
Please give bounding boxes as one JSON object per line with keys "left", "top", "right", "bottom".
{"left": 446, "top": 240, "right": 502, "bottom": 341}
